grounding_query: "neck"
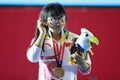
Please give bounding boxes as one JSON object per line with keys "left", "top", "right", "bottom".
{"left": 51, "top": 32, "right": 61, "bottom": 41}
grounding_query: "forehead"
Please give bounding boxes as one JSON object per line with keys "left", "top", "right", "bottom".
{"left": 47, "top": 11, "right": 65, "bottom": 17}
{"left": 47, "top": 15, "right": 65, "bottom": 19}
{"left": 46, "top": 7, "right": 65, "bottom": 17}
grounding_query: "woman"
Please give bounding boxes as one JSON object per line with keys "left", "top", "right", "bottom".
{"left": 27, "top": 3, "right": 91, "bottom": 80}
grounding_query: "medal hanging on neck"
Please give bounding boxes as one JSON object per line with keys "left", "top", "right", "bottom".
{"left": 52, "top": 40, "right": 65, "bottom": 79}
{"left": 50, "top": 30, "right": 65, "bottom": 79}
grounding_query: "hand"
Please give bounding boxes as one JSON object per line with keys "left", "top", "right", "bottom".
{"left": 34, "top": 19, "right": 47, "bottom": 48}
{"left": 73, "top": 53, "right": 84, "bottom": 66}
{"left": 37, "top": 19, "right": 47, "bottom": 34}
{"left": 74, "top": 53, "right": 90, "bottom": 73}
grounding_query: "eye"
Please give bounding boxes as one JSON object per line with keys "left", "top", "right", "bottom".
{"left": 60, "top": 15, "right": 63, "bottom": 18}
{"left": 58, "top": 15, "right": 62, "bottom": 18}
{"left": 50, "top": 17, "right": 55, "bottom": 21}
{"left": 47, "top": 17, "right": 54, "bottom": 21}
{"left": 85, "top": 33, "right": 89, "bottom": 37}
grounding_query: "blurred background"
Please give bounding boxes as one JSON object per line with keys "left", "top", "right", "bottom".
{"left": 0, "top": 0, "right": 120, "bottom": 80}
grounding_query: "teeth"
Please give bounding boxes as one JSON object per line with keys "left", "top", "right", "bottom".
{"left": 50, "top": 22, "right": 60, "bottom": 26}
{"left": 57, "top": 24, "right": 60, "bottom": 26}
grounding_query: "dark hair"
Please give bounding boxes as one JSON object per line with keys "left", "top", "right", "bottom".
{"left": 39, "top": 3, "right": 66, "bottom": 21}
{"left": 31, "top": 3, "right": 66, "bottom": 48}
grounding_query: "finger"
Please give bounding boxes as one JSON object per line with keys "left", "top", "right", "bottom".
{"left": 37, "top": 18, "right": 41, "bottom": 23}
{"left": 37, "top": 19, "right": 43, "bottom": 27}
{"left": 37, "top": 19, "right": 40, "bottom": 26}
{"left": 75, "top": 56, "right": 84, "bottom": 65}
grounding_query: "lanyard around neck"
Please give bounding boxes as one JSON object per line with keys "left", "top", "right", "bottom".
{"left": 52, "top": 38, "right": 65, "bottom": 67}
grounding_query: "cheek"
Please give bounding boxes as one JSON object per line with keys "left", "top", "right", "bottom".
{"left": 61, "top": 23, "right": 66, "bottom": 29}
{"left": 47, "top": 20, "right": 52, "bottom": 26}
{"left": 62, "top": 21, "right": 66, "bottom": 26}
{"left": 61, "top": 16, "right": 66, "bottom": 22}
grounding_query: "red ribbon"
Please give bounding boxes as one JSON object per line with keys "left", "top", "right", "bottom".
{"left": 53, "top": 39, "right": 65, "bottom": 67}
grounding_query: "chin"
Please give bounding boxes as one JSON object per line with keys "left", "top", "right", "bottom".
{"left": 54, "top": 30, "right": 61, "bottom": 33}
{"left": 53, "top": 28, "right": 63, "bottom": 33}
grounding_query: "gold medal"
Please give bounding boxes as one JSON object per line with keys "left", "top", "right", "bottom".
{"left": 52, "top": 67, "right": 64, "bottom": 79}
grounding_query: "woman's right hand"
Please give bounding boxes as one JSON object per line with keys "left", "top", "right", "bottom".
{"left": 37, "top": 19, "right": 47, "bottom": 34}
{"left": 34, "top": 19, "right": 47, "bottom": 48}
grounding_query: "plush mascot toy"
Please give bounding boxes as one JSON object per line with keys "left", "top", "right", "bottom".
{"left": 68, "top": 28, "right": 99, "bottom": 66}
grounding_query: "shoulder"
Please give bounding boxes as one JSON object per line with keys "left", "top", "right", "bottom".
{"left": 64, "top": 30, "right": 79, "bottom": 42}
{"left": 68, "top": 31, "right": 79, "bottom": 39}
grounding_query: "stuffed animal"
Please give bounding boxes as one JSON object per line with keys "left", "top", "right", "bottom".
{"left": 68, "top": 28, "right": 99, "bottom": 66}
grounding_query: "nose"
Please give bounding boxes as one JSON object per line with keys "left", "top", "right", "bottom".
{"left": 52, "top": 18, "right": 60, "bottom": 24}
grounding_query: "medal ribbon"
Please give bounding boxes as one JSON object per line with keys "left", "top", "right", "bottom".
{"left": 53, "top": 39, "right": 65, "bottom": 67}
{"left": 53, "top": 30, "right": 65, "bottom": 67}
{"left": 46, "top": 29, "right": 71, "bottom": 67}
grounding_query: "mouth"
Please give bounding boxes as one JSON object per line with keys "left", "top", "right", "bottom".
{"left": 50, "top": 25, "right": 61, "bottom": 30}
{"left": 49, "top": 23, "right": 62, "bottom": 30}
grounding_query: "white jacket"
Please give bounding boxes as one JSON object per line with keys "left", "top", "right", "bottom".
{"left": 27, "top": 31, "right": 91, "bottom": 80}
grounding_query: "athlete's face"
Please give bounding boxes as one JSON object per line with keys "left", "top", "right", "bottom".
{"left": 47, "top": 14, "right": 66, "bottom": 33}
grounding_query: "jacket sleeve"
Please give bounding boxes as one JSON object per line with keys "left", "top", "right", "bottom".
{"left": 26, "top": 44, "right": 42, "bottom": 63}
